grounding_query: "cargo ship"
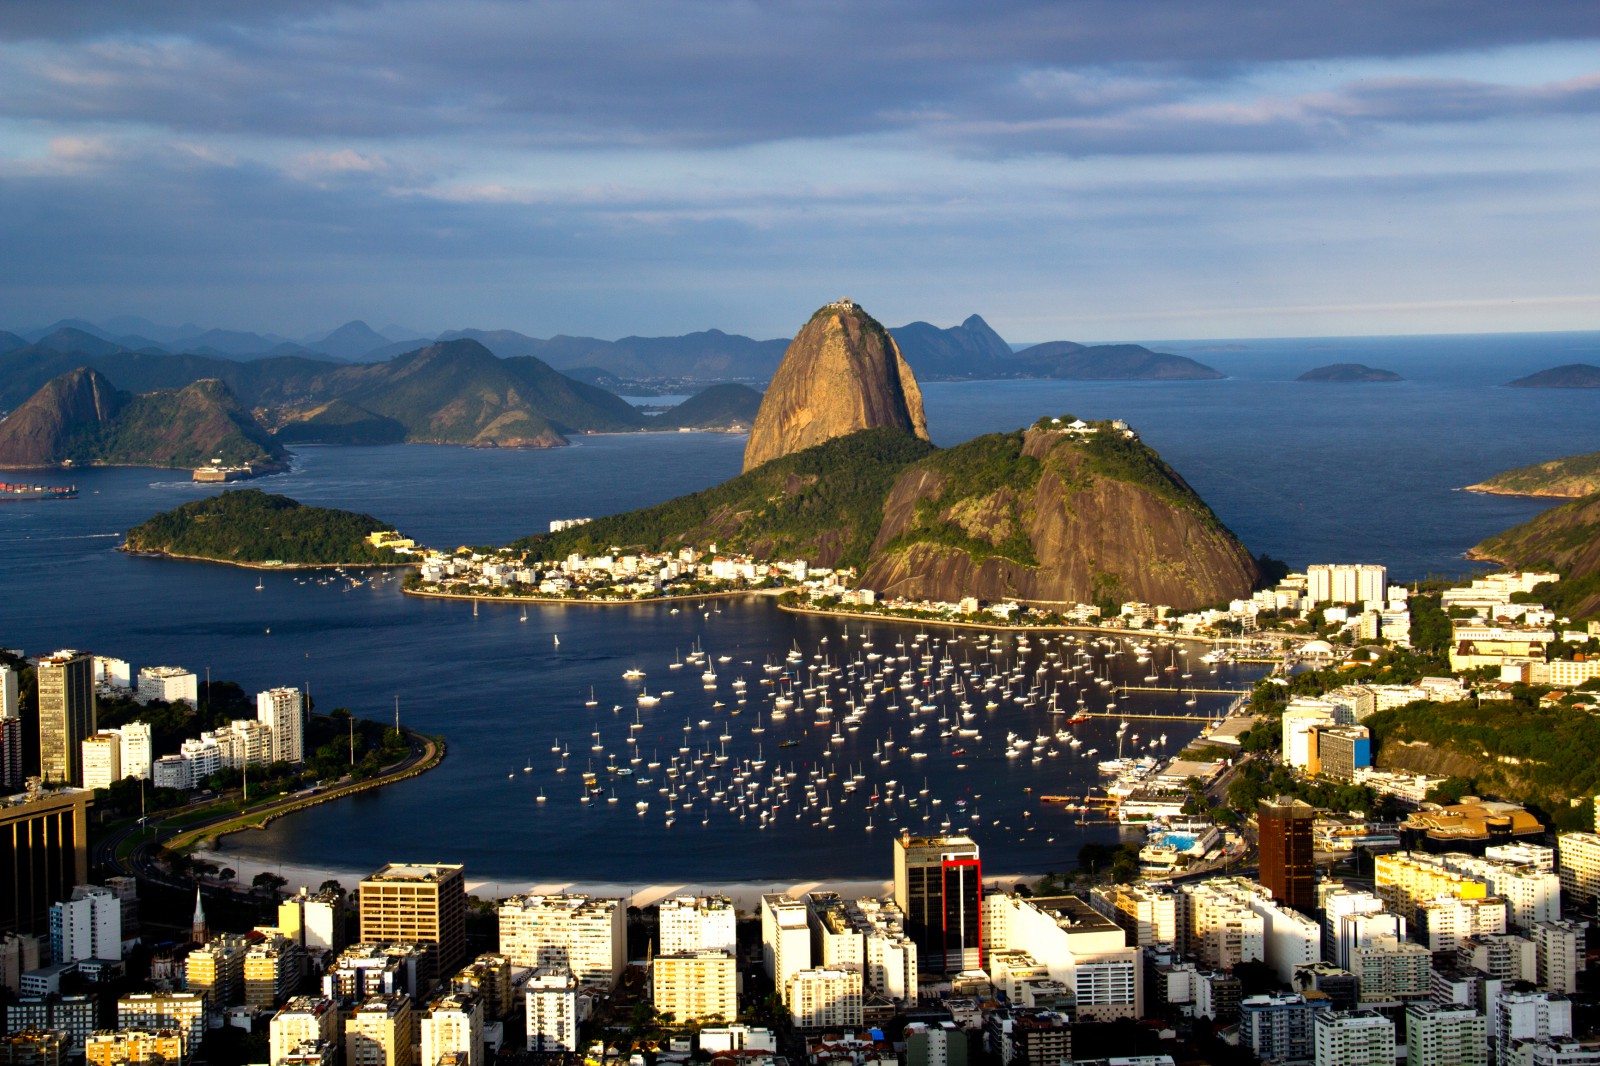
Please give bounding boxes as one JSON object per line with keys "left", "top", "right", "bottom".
{"left": 0, "top": 482, "right": 78, "bottom": 501}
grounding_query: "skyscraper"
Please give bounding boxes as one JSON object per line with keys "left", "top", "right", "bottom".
{"left": 256, "top": 688, "right": 305, "bottom": 765}
{"left": 37, "top": 651, "right": 95, "bottom": 786}
{"left": 893, "top": 832, "right": 983, "bottom": 973}
{"left": 0, "top": 787, "right": 92, "bottom": 936}
{"left": 1259, "top": 797, "right": 1316, "bottom": 912}
{"left": 359, "top": 863, "right": 467, "bottom": 973}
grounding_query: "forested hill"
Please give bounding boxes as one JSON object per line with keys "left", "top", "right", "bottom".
{"left": 124, "top": 490, "right": 409, "bottom": 566}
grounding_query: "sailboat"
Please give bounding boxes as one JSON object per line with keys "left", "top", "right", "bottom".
{"left": 553, "top": 634, "right": 560, "bottom": 647}
{"left": 585, "top": 687, "right": 598, "bottom": 707}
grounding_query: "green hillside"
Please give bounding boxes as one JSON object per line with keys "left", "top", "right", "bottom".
{"left": 125, "top": 489, "right": 406, "bottom": 566}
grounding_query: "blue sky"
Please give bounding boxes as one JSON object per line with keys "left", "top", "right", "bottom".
{"left": 1, "top": 1, "right": 1597, "bottom": 342}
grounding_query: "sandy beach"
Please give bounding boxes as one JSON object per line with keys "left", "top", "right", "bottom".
{"left": 198, "top": 847, "right": 1030, "bottom": 910}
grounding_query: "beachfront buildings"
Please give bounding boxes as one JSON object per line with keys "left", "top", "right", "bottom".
{"left": 358, "top": 864, "right": 467, "bottom": 975}
{"left": 652, "top": 950, "right": 737, "bottom": 1024}
{"left": 984, "top": 893, "right": 1141, "bottom": 1021}
{"left": 496, "top": 894, "right": 624, "bottom": 988}
{"left": 893, "top": 832, "right": 983, "bottom": 974}
{"left": 658, "top": 895, "right": 735, "bottom": 955}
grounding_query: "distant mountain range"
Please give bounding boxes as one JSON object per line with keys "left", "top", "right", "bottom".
{"left": 2, "top": 313, "right": 1223, "bottom": 386}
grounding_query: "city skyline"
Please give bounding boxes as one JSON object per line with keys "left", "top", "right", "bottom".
{"left": 1, "top": 3, "right": 1596, "bottom": 342}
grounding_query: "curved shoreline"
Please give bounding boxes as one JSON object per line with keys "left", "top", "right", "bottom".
{"left": 119, "top": 546, "right": 418, "bottom": 571}
{"left": 164, "top": 727, "right": 445, "bottom": 854}
{"left": 401, "top": 585, "right": 780, "bottom": 606}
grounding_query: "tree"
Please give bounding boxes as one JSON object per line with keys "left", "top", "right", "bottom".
{"left": 218, "top": 867, "right": 236, "bottom": 883}
{"left": 252, "top": 871, "right": 289, "bottom": 896}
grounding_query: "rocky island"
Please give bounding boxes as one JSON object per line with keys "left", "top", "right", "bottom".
{"left": 513, "top": 300, "right": 1260, "bottom": 611}
{"left": 1296, "top": 363, "right": 1402, "bottom": 382}
{"left": 124, "top": 489, "right": 413, "bottom": 567}
{"left": 1506, "top": 363, "right": 1600, "bottom": 388}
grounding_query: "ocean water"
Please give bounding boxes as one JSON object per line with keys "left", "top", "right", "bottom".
{"left": 3, "top": 331, "right": 1595, "bottom": 882}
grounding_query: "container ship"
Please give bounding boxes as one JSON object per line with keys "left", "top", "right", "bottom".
{"left": 0, "top": 482, "right": 78, "bottom": 501}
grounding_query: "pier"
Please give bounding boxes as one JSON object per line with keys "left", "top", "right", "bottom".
{"left": 1113, "top": 684, "right": 1249, "bottom": 696}
{"left": 1081, "top": 710, "right": 1219, "bottom": 721}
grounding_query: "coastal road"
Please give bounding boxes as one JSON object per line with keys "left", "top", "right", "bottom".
{"left": 92, "top": 727, "right": 440, "bottom": 885}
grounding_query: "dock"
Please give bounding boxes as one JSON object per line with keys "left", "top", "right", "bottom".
{"left": 1113, "top": 684, "right": 1249, "bottom": 696}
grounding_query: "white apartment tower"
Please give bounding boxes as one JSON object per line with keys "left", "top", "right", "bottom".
{"left": 80, "top": 732, "right": 123, "bottom": 790}
{"left": 524, "top": 967, "right": 578, "bottom": 1053}
{"left": 420, "top": 993, "right": 483, "bottom": 1066}
{"left": 269, "top": 998, "right": 340, "bottom": 1066}
{"left": 50, "top": 886, "right": 122, "bottom": 963}
{"left": 1406, "top": 1003, "right": 1488, "bottom": 1066}
{"left": 658, "top": 895, "right": 736, "bottom": 955}
{"left": 761, "top": 895, "right": 811, "bottom": 1005}
{"left": 497, "top": 894, "right": 625, "bottom": 987}
{"left": 1556, "top": 832, "right": 1600, "bottom": 905}
{"left": 137, "top": 666, "right": 197, "bottom": 706}
{"left": 257, "top": 688, "right": 305, "bottom": 764}
{"left": 1314, "top": 1009, "right": 1396, "bottom": 1066}
{"left": 120, "top": 722, "right": 153, "bottom": 781}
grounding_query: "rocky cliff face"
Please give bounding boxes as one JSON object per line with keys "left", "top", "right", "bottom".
{"left": 743, "top": 301, "right": 929, "bottom": 472}
{"left": 860, "top": 421, "right": 1260, "bottom": 609}
{"left": 0, "top": 366, "right": 124, "bottom": 466}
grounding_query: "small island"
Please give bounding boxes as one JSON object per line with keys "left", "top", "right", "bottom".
{"left": 123, "top": 489, "right": 415, "bottom": 568}
{"left": 1296, "top": 363, "right": 1402, "bottom": 382}
{"left": 1506, "top": 363, "right": 1600, "bottom": 388}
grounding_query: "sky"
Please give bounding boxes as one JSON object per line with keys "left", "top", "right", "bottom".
{"left": 1, "top": 1, "right": 1598, "bottom": 343}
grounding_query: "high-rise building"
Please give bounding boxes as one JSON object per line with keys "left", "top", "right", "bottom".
{"left": 1240, "top": 994, "right": 1317, "bottom": 1066}
{"left": 345, "top": 994, "right": 412, "bottom": 1066}
{"left": 524, "top": 968, "right": 578, "bottom": 1053}
{"left": 658, "top": 895, "right": 736, "bottom": 955}
{"left": 787, "top": 967, "right": 863, "bottom": 1029}
{"left": 118, "top": 724, "right": 152, "bottom": 782}
{"left": 496, "top": 894, "right": 624, "bottom": 987}
{"left": 1555, "top": 832, "right": 1600, "bottom": 905}
{"left": 0, "top": 788, "right": 92, "bottom": 936}
{"left": 450, "top": 955, "right": 513, "bottom": 1022}
{"left": 4, "top": 996, "right": 97, "bottom": 1056}
{"left": 1348, "top": 935, "right": 1431, "bottom": 1006}
{"left": 1, "top": 1030, "right": 65, "bottom": 1066}
{"left": 653, "top": 951, "right": 737, "bottom": 1024}
{"left": 185, "top": 934, "right": 249, "bottom": 1008}
{"left": 760, "top": 895, "right": 811, "bottom": 1005}
{"left": 1442, "top": 854, "right": 1561, "bottom": 930}
{"left": 358, "top": 864, "right": 466, "bottom": 974}
{"left": 1314, "top": 1009, "right": 1396, "bottom": 1066}
{"left": 279, "top": 888, "right": 343, "bottom": 953}
{"left": 1308, "top": 564, "right": 1388, "bottom": 605}
{"left": 79, "top": 734, "right": 121, "bottom": 791}
{"left": 1493, "top": 992, "right": 1572, "bottom": 1066}
{"left": 420, "top": 992, "right": 483, "bottom": 1066}
{"left": 1091, "top": 883, "right": 1179, "bottom": 948}
{"left": 1405, "top": 1003, "right": 1487, "bottom": 1066}
{"left": 48, "top": 887, "right": 121, "bottom": 963}
{"left": 892, "top": 832, "right": 982, "bottom": 973}
{"left": 269, "top": 998, "right": 340, "bottom": 1066}
{"left": 984, "top": 893, "right": 1141, "bottom": 1021}
{"left": 0, "top": 664, "right": 17, "bottom": 720}
{"left": 1375, "top": 852, "right": 1488, "bottom": 923}
{"left": 117, "top": 993, "right": 206, "bottom": 1054}
{"left": 846, "top": 897, "right": 918, "bottom": 1003}
{"left": 83, "top": 1029, "right": 185, "bottom": 1066}
{"left": 1531, "top": 920, "right": 1584, "bottom": 995}
{"left": 1259, "top": 798, "right": 1316, "bottom": 912}
{"left": 37, "top": 652, "right": 95, "bottom": 786}
{"left": 1417, "top": 896, "right": 1508, "bottom": 954}
{"left": 256, "top": 689, "right": 305, "bottom": 765}
{"left": 244, "top": 935, "right": 307, "bottom": 1011}
{"left": 135, "top": 667, "right": 196, "bottom": 707}
{"left": 0, "top": 717, "right": 23, "bottom": 792}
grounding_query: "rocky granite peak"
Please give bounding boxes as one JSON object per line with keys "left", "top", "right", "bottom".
{"left": 742, "top": 300, "right": 929, "bottom": 472}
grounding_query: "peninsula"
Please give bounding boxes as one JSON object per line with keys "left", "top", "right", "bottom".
{"left": 123, "top": 489, "right": 414, "bottom": 568}
{"left": 1465, "top": 448, "right": 1600, "bottom": 498}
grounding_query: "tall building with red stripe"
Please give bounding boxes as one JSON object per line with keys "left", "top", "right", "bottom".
{"left": 893, "top": 832, "right": 983, "bottom": 974}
